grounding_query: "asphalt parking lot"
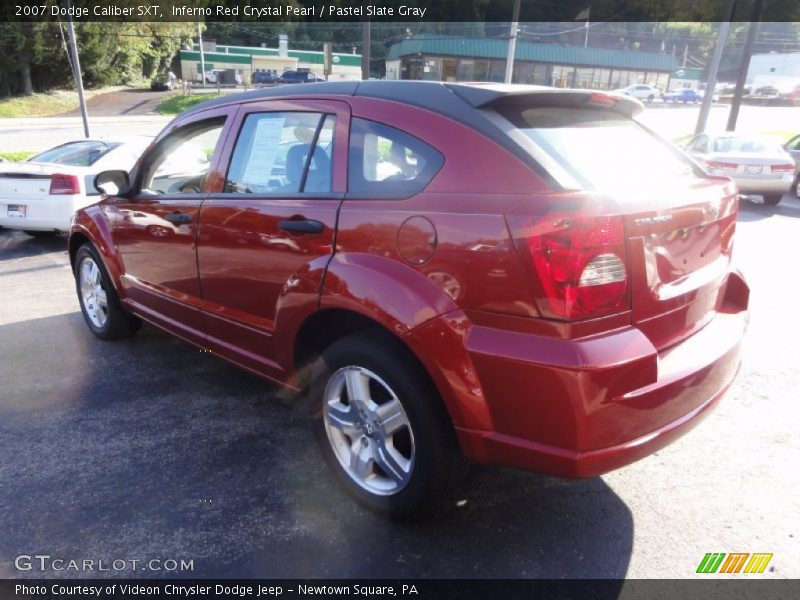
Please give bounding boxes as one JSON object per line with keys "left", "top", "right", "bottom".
{"left": 0, "top": 194, "right": 799, "bottom": 579}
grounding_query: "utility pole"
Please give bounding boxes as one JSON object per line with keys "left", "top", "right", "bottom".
{"left": 504, "top": 0, "right": 521, "bottom": 84}
{"left": 65, "top": 0, "right": 89, "bottom": 138}
{"left": 727, "top": 0, "right": 764, "bottom": 131}
{"left": 198, "top": 23, "right": 206, "bottom": 88}
{"left": 361, "top": 19, "right": 371, "bottom": 80}
{"left": 694, "top": 21, "right": 730, "bottom": 135}
{"left": 695, "top": 0, "right": 738, "bottom": 134}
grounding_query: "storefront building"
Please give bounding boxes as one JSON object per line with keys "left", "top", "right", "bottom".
{"left": 386, "top": 34, "right": 678, "bottom": 91}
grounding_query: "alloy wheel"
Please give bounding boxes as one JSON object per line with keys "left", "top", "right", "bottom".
{"left": 79, "top": 257, "right": 108, "bottom": 329}
{"left": 322, "top": 366, "right": 415, "bottom": 496}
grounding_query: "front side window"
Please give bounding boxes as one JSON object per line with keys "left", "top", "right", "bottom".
{"left": 140, "top": 118, "right": 225, "bottom": 195}
{"left": 225, "top": 111, "right": 334, "bottom": 194}
{"left": 348, "top": 118, "right": 443, "bottom": 195}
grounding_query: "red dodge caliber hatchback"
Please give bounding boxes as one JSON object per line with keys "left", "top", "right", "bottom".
{"left": 70, "top": 82, "right": 749, "bottom": 518}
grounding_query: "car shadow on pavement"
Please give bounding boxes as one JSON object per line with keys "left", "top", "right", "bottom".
{"left": 0, "top": 230, "right": 68, "bottom": 261}
{"left": 737, "top": 196, "right": 800, "bottom": 222}
{"left": 0, "top": 312, "right": 632, "bottom": 582}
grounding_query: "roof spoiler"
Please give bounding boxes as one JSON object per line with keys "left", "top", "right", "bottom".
{"left": 445, "top": 83, "right": 644, "bottom": 118}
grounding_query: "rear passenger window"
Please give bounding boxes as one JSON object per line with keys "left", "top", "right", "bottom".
{"left": 225, "top": 112, "right": 334, "bottom": 194}
{"left": 348, "top": 118, "right": 443, "bottom": 196}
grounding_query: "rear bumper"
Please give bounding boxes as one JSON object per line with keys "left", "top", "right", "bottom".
{"left": 734, "top": 175, "right": 794, "bottom": 194}
{"left": 0, "top": 196, "right": 88, "bottom": 232}
{"left": 452, "top": 272, "right": 749, "bottom": 478}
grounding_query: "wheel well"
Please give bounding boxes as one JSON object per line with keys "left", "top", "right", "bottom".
{"left": 293, "top": 309, "right": 389, "bottom": 387}
{"left": 293, "top": 308, "right": 462, "bottom": 454}
{"left": 68, "top": 232, "right": 90, "bottom": 269}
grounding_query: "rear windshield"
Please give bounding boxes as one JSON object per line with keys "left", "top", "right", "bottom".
{"left": 712, "top": 137, "right": 777, "bottom": 153}
{"left": 30, "top": 141, "right": 118, "bottom": 166}
{"left": 496, "top": 107, "right": 695, "bottom": 192}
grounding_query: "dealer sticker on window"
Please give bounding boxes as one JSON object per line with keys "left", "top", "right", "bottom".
{"left": 7, "top": 204, "right": 27, "bottom": 218}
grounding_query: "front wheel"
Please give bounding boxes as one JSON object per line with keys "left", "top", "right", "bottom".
{"left": 310, "top": 330, "right": 466, "bottom": 519}
{"left": 74, "top": 243, "right": 141, "bottom": 340}
{"left": 763, "top": 193, "right": 783, "bottom": 206}
{"left": 647, "top": 94, "right": 654, "bottom": 102}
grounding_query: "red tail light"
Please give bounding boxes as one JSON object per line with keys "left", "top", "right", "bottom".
{"left": 589, "top": 92, "right": 618, "bottom": 106}
{"left": 517, "top": 213, "right": 629, "bottom": 320}
{"left": 705, "top": 160, "right": 738, "bottom": 172}
{"left": 772, "top": 163, "right": 795, "bottom": 172}
{"left": 49, "top": 173, "right": 80, "bottom": 195}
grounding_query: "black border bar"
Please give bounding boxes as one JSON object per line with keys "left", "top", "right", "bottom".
{"left": 2, "top": 0, "right": 800, "bottom": 23}
{"left": 3, "top": 580, "right": 800, "bottom": 600}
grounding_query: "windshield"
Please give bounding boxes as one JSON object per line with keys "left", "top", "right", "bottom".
{"left": 496, "top": 106, "right": 695, "bottom": 193}
{"left": 713, "top": 137, "right": 778, "bottom": 154}
{"left": 31, "top": 141, "right": 118, "bottom": 166}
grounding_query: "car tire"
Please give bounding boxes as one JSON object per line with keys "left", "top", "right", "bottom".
{"left": 794, "top": 174, "right": 799, "bottom": 198}
{"left": 23, "top": 230, "right": 57, "bottom": 238}
{"left": 309, "top": 330, "right": 466, "bottom": 519}
{"left": 647, "top": 94, "right": 654, "bottom": 102}
{"left": 74, "top": 243, "right": 142, "bottom": 340}
{"left": 763, "top": 194, "right": 783, "bottom": 206}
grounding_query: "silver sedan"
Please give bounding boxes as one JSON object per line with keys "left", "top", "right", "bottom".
{"left": 684, "top": 133, "right": 796, "bottom": 205}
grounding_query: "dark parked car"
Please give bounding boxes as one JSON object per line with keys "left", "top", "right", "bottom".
{"left": 70, "top": 82, "right": 749, "bottom": 518}
{"left": 150, "top": 73, "right": 176, "bottom": 91}
{"left": 252, "top": 70, "right": 279, "bottom": 85}
{"left": 278, "top": 70, "right": 326, "bottom": 84}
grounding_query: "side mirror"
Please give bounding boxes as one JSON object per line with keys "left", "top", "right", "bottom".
{"left": 94, "top": 170, "right": 130, "bottom": 196}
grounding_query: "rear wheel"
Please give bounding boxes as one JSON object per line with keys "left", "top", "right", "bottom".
{"left": 794, "top": 174, "right": 799, "bottom": 198}
{"left": 23, "top": 230, "right": 57, "bottom": 238}
{"left": 74, "top": 243, "right": 141, "bottom": 340}
{"left": 647, "top": 94, "right": 654, "bottom": 102}
{"left": 763, "top": 193, "right": 783, "bottom": 206}
{"left": 310, "top": 330, "right": 466, "bottom": 519}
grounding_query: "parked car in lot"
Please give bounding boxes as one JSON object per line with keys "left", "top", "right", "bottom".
{"left": 70, "top": 82, "right": 749, "bottom": 518}
{"left": 0, "top": 137, "right": 152, "bottom": 236}
{"left": 684, "top": 132, "right": 795, "bottom": 204}
{"left": 662, "top": 88, "right": 701, "bottom": 103}
{"left": 150, "top": 73, "right": 176, "bottom": 91}
{"left": 784, "top": 133, "right": 800, "bottom": 195}
{"left": 613, "top": 84, "right": 660, "bottom": 102}
{"left": 790, "top": 84, "right": 800, "bottom": 106}
{"left": 278, "top": 70, "right": 326, "bottom": 84}
{"left": 252, "top": 70, "right": 280, "bottom": 86}
{"left": 194, "top": 70, "right": 242, "bottom": 85}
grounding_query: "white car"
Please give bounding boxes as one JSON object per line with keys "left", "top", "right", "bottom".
{"left": 614, "top": 84, "right": 660, "bottom": 102}
{"left": 0, "top": 137, "right": 152, "bottom": 236}
{"left": 194, "top": 70, "right": 242, "bottom": 85}
{"left": 684, "top": 132, "right": 796, "bottom": 205}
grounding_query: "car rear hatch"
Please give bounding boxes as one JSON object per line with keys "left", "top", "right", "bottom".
{"left": 455, "top": 85, "right": 739, "bottom": 350}
{"left": 0, "top": 162, "right": 58, "bottom": 202}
